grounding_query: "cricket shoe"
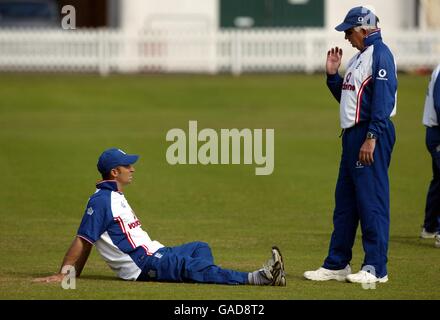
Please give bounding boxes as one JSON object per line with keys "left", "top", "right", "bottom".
{"left": 346, "top": 270, "right": 388, "bottom": 284}
{"left": 420, "top": 227, "right": 438, "bottom": 239}
{"left": 270, "top": 246, "right": 286, "bottom": 286}
{"left": 435, "top": 234, "right": 440, "bottom": 248}
{"left": 248, "top": 264, "right": 273, "bottom": 286}
{"left": 303, "top": 265, "right": 351, "bottom": 282}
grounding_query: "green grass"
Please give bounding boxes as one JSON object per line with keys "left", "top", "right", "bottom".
{"left": 0, "top": 73, "right": 438, "bottom": 299}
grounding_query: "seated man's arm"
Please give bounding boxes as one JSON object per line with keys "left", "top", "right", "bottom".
{"left": 33, "top": 236, "right": 92, "bottom": 283}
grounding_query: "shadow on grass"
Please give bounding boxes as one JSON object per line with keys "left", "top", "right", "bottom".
{"left": 390, "top": 235, "right": 436, "bottom": 248}
{"left": 75, "top": 274, "right": 122, "bottom": 282}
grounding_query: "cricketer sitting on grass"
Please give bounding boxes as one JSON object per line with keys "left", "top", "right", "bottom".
{"left": 33, "top": 148, "right": 286, "bottom": 286}
{"left": 421, "top": 63, "right": 440, "bottom": 248}
{"left": 303, "top": 6, "right": 397, "bottom": 284}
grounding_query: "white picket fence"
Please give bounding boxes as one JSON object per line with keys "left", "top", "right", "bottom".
{"left": 0, "top": 28, "right": 439, "bottom": 75}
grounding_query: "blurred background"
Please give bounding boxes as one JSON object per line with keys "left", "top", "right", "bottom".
{"left": 0, "top": 0, "right": 438, "bottom": 75}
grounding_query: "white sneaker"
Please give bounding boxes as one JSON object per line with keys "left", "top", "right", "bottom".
{"left": 303, "top": 265, "right": 351, "bottom": 282}
{"left": 346, "top": 270, "right": 388, "bottom": 284}
{"left": 435, "top": 234, "right": 440, "bottom": 248}
{"left": 420, "top": 227, "right": 438, "bottom": 239}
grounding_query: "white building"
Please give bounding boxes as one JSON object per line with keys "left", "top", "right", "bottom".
{"left": 0, "top": 0, "right": 439, "bottom": 74}
{"left": 114, "top": 0, "right": 436, "bottom": 33}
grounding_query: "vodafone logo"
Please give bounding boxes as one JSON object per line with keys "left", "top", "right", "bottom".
{"left": 376, "top": 69, "right": 389, "bottom": 81}
{"left": 343, "top": 72, "right": 355, "bottom": 91}
{"left": 378, "top": 69, "right": 387, "bottom": 78}
{"left": 128, "top": 219, "right": 141, "bottom": 229}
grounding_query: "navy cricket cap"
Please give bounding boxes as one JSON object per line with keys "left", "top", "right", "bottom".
{"left": 335, "top": 6, "right": 378, "bottom": 32}
{"left": 97, "top": 148, "right": 139, "bottom": 175}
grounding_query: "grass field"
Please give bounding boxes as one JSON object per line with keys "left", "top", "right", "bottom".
{"left": 0, "top": 73, "right": 439, "bottom": 300}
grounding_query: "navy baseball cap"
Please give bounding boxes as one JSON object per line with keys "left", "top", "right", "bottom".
{"left": 335, "top": 6, "right": 378, "bottom": 32}
{"left": 97, "top": 148, "right": 139, "bottom": 174}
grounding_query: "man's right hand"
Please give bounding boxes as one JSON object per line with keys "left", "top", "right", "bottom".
{"left": 326, "top": 47, "right": 343, "bottom": 75}
{"left": 32, "top": 273, "right": 65, "bottom": 283}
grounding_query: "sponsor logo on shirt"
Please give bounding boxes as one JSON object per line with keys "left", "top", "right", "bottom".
{"left": 342, "top": 72, "right": 355, "bottom": 91}
{"left": 376, "top": 69, "right": 388, "bottom": 81}
{"left": 87, "top": 207, "right": 94, "bottom": 215}
{"left": 342, "top": 83, "right": 355, "bottom": 91}
{"left": 128, "top": 219, "right": 141, "bottom": 229}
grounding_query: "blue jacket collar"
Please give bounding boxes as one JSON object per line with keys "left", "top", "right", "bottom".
{"left": 96, "top": 180, "right": 122, "bottom": 193}
{"left": 363, "top": 29, "right": 382, "bottom": 47}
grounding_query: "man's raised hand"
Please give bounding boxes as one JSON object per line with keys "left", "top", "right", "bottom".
{"left": 326, "top": 47, "right": 343, "bottom": 75}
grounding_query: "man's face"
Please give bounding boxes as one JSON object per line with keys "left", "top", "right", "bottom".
{"left": 112, "top": 164, "right": 135, "bottom": 186}
{"left": 344, "top": 28, "right": 366, "bottom": 51}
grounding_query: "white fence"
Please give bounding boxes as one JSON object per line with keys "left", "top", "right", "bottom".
{"left": 0, "top": 28, "right": 439, "bottom": 75}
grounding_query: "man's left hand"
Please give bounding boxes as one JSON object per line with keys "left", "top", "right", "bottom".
{"left": 359, "top": 139, "right": 376, "bottom": 166}
{"left": 32, "top": 274, "right": 65, "bottom": 283}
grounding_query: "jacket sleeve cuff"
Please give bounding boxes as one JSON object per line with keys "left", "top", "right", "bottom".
{"left": 366, "top": 126, "right": 381, "bottom": 140}
{"left": 327, "top": 73, "right": 342, "bottom": 82}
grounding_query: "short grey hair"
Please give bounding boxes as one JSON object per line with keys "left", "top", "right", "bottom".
{"left": 354, "top": 25, "right": 377, "bottom": 32}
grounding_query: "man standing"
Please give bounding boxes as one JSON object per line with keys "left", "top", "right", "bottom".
{"left": 304, "top": 6, "right": 397, "bottom": 284}
{"left": 34, "top": 148, "right": 286, "bottom": 286}
{"left": 421, "top": 64, "right": 440, "bottom": 247}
